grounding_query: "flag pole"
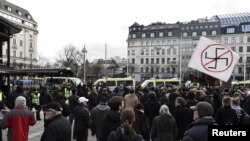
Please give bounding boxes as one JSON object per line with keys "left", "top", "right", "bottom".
{"left": 179, "top": 32, "right": 182, "bottom": 81}
{"left": 244, "top": 26, "right": 247, "bottom": 81}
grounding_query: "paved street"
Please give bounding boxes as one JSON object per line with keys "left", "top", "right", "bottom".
{"left": 2, "top": 113, "right": 96, "bottom": 141}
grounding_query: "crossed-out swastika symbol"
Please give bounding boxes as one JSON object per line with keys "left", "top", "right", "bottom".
{"left": 201, "top": 44, "right": 233, "bottom": 73}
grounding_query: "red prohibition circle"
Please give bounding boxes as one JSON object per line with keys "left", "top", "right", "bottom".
{"left": 200, "top": 44, "right": 233, "bottom": 73}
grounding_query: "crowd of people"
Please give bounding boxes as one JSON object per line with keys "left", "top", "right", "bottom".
{"left": 0, "top": 81, "right": 249, "bottom": 141}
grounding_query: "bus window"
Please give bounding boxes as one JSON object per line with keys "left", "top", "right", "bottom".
{"left": 156, "top": 81, "right": 164, "bottom": 87}
{"left": 148, "top": 82, "right": 153, "bottom": 87}
{"left": 117, "top": 80, "right": 133, "bottom": 87}
{"left": 106, "top": 81, "right": 116, "bottom": 87}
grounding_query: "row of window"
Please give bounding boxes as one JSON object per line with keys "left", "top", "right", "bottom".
{"left": 231, "top": 46, "right": 250, "bottom": 52}
{"left": 130, "top": 30, "right": 217, "bottom": 39}
{"left": 129, "top": 58, "right": 176, "bottom": 64}
{"left": 4, "top": 50, "right": 33, "bottom": 59}
{"left": 223, "top": 36, "right": 250, "bottom": 44}
{"left": 181, "top": 25, "right": 218, "bottom": 30}
{"left": 128, "top": 48, "right": 177, "bottom": 56}
{"left": 5, "top": 5, "right": 31, "bottom": 19}
{"left": 12, "top": 38, "right": 33, "bottom": 48}
{"left": 140, "top": 67, "right": 175, "bottom": 73}
{"left": 0, "top": 12, "right": 36, "bottom": 28}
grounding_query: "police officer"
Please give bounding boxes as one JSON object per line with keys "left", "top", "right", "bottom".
{"left": 31, "top": 87, "right": 41, "bottom": 120}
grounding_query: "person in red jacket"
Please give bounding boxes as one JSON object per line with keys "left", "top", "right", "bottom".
{"left": 1, "top": 96, "right": 36, "bottom": 141}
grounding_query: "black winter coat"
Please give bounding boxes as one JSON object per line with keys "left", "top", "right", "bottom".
{"left": 108, "top": 127, "right": 144, "bottom": 141}
{"left": 101, "top": 109, "right": 121, "bottom": 141}
{"left": 40, "top": 115, "right": 71, "bottom": 141}
{"left": 182, "top": 117, "right": 215, "bottom": 141}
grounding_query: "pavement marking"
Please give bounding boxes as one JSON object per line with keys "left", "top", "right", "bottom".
{"left": 28, "top": 131, "right": 43, "bottom": 139}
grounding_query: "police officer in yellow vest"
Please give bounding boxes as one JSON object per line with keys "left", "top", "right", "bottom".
{"left": 64, "top": 84, "right": 72, "bottom": 99}
{"left": 31, "top": 88, "right": 41, "bottom": 120}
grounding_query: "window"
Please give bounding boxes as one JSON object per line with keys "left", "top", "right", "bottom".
{"left": 167, "top": 48, "right": 171, "bottom": 55}
{"left": 7, "top": 7, "right": 11, "bottom": 11}
{"left": 128, "top": 51, "right": 130, "bottom": 56}
{"left": 231, "top": 47, "right": 235, "bottom": 51}
{"left": 30, "top": 42, "right": 32, "bottom": 48}
{"left": 173, "top": 40, "right": 177, "bottom": 45}
{"left": 239, "top": 46, "right": 243, "bottom": 52}
{"left": 142, "top": 33, "right": 146, "bottom": 38}
{"left": 151, "top": 41, "right": 155, "bottom": 45}
{"left": 141, "top": 58, "right": 144, "bottom": 64}
{"left": 247, "top": 46, "right": 250, "bottom": 52}
{"left": 239, "top": 37, "right": 243, "bottom": 43}
{"left": 248, "top": 37, "right": 250, "bottom": 43}
{"left": 162, "top": 49, "right": 165, "bottom": 55}
{"left": 13, "top": 50, "right": 16, "bottom": 57}
{"left": 156, "top": 67, "right": 159, "bottom": 73}
{"left": 18, "top": 11, "right": 22, "bottom": 16}
{"left": 224, "top": 37, "right": 228, "bottom": 43}
{"left": 141, "top": 50, "right": 144, "bottom": 55}
{"left": 146, "top": 49, "right": 149, "bottom": 55}
{"left": 227, "top": 28, "right": 235, "bottom": 33}
{"left": 192, "top": 32, "right": 197, "bottom": 36}
{"left": 241, "top": 25, "right": 250, "bottom": 32}
{"left": 202, "top": 31, "right": 207, "bottom": 36}
{"left": 146, "top": 41, "right": 149, "bottom": 46}
{"left": 161, "top": 58, "right": 165, "bottom": 64}
{"left": 151, "top": 58, "right": 154, "bottom": 64}
{"left": 231, "top": 37, "right": 235, "bottom": 43}
{"left": 247, "top": 57, "right": 250, "bottom": 63}
{"left": 238, "top": 67, "right": 243, "bottom": 73}
{"left": 132, "top": 58, "right": 135, "bottom": 64}
{"left": 156, "top": 58, "right": 159, "bottom": 64}
{"left": 146, "top": 67, "right": 149, "bottom": 72}
{"left": 132, "top": 50, "right": 135, "bottom": 55}
{"left": 13, "top": 38, "right": 16, "bottom": 45}
{"left": 239, "top": 57, "right": 243, "bottom": 63}
{"left": 151, "top": 49, "right": 154, "bottom": 55}
{"left": 173, "top": 48, "right": 176, "bottom": 54}
{"left": 156, "top": 41, "right": 160, "bottom": 45}
{"left": 150, "top": 33, "right": 154, "bottom": 37}
{"left": 20, "top": 40, "right": 23, "bottom": 47}
{"left": 168, "top": 32, "right": 173, "bottom": 36}
{"left": 141, "top": 67, "right": 144, "bottom": 73}
{"left": 167, "top": 58, "right": 170, "bottom": 64}
{"left": 167, "top": 40, "right": 171, "bottom": 45}
{"left": 156, "top": 49, "right": 160, "bottom": 55}
{"left": 20, "top": 52, "right": 22, "bottom": 58}
{"left": 183, "top": 32, "right": 187, "bottom": 37}
{"left": 161, "top": 68, "right": 165, "bottom": 73}
{"left": 30, "top": 53, "right": 32, "bottom": 59}
{"left": 27, "top": 15, "right": 31, "bottom": 19}
{"left": 132, "top": 34, "right": 136, "bottom": 38}
{"left": 159, "top": 32, "right": 163, "bottom": 37}
{"left": 146, "top": 58, "right": 149, "bottom": 64}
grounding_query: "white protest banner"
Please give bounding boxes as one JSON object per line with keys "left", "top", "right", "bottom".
{"left": 188, "top": 36, "right": 239, "bottom": 82}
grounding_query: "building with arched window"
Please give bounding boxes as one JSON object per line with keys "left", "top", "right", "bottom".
{"left": 0, "top": 0, "right": 38, "bottom": 69}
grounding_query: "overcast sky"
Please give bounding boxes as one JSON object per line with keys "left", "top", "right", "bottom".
{"left": 7, "top": 0, "right": 250, "bottom": 62}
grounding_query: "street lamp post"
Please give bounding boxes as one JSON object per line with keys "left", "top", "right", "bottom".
{"left": 82, "top": 46, "right": 87, "bottom": 83}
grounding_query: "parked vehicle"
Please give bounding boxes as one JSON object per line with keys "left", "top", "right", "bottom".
{"left": 141, "top": 78, "right": 181, "bottom": 88}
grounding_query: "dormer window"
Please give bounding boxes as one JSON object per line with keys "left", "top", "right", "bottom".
{"left": 18, "top": 11, "right": 22, "bottom": 16}
{"left": 7, "top": 6, "right": 11, "bottom": 11}
{"left": 26, "top": 14, "right": 31, "bottom": 19}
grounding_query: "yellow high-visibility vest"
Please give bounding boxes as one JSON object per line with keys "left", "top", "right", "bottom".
{"left": 32, "top": 92, "right": 40, "bottom": 105}
{"left": 64, "top": 88, "right": 71, "bottom": 99}
{"left": 0, "top": 92, "right": 3, "bottom": 101}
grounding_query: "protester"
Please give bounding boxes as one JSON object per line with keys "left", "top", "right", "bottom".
{"left": 40, "top": 102, "right": 71, "bottom": 141}
{"left": 73, "top": 97, "right": 90, "bottom": 141}
{"left": 182, "top": 102, "right": 215, "bottom": 141}
{"left": 90, "top": 97, "right": 110, "bottom": 141}
{"left": 173, "top": 97, "right": 193, "bottom": 141}
{"left": 133, "top": 103, "right": 150, "bottom": 141}
{"left": 1, "top": 96, "right": 36, "bottom": 141}
{"left": 101, "top": 96, "right": 124, "bottom": 141}
{"left": 151, "top": 105, "right": 178, "bottom": 141}
{"left": 107, "top": 108, "right": 144, "bottom": 141}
